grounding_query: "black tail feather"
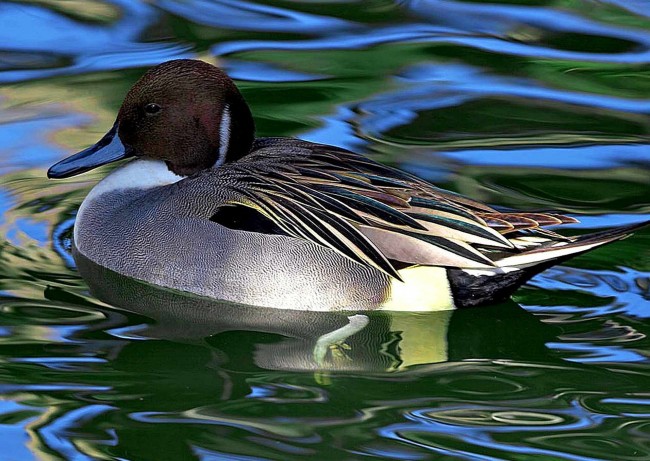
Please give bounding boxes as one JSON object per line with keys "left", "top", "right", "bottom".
{"left": 449, "top": 220, "right": 649, "bottom": 307}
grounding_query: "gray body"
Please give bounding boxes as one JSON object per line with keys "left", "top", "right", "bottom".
{"left": 75, "top": 184, "right": 392, "bottom": 311}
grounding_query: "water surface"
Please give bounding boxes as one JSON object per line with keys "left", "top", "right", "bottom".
{"left": 1, "top": 1, "right": 649, "bottom": 459}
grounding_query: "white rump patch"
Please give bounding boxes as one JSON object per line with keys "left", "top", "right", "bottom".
{"left": 216, "top": 104, "right": 231, "bottom": 167}
{"left": 462, "top": 267, "right": 519, "bottom": 277}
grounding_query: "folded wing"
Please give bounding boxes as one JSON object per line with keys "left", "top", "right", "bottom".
{"left": 192, "top": 139, "right": 589, "bottom": 279}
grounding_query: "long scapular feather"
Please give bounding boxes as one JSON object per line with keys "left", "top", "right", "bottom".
{"left": 407, "top": 212, "right": 514, "bottom": 248}
{"left": 358, "top": 226, "right": 495, "bottom": 268}
{"left": 357, "top": 173, "right": 413, "bottom": 189}
{"left": 276, "top": 182, "right": 369, "bottom": 223}
{"left": 238, "top": 190, "right": 310, "bottom": 239}
{"left": 400, "top": 230, "right": 496, "bottom": 266}
{"left": 294, "top": 166, "right": 342, "bottom": 182}
{"left": 307, "top": 206, "right": 402, "bottom": 279}
{"left": 408, "top": 197, "right": 484, "bottom": 223}
{"left": 313, "top": 185, "right": 427, "bottom": 231}
{"left": 328, "top": 172, "right": 383, "bottom": 189}
{"left": 244, "top": 187, "right": 401, "bottom": 279}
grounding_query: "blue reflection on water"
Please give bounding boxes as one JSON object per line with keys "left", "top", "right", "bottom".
{"left": 379, "top": 402, "right": 611, "bottom": 461}
{"left": 355, "top": 62, "right": 650, "bottom": 140}
{"left": 11, "top": 357, "right": 107, "bottom": 371}
{"left": 52, "top": 218, "right": 77, "bottom": 269}
{"left": 0, "top": 189, "right": 12, "bottom": 228}
{"left": 212, "top": 0, "right": 650, "bottom": 64}
{"left": 0, "top": 112, "right": 88, "bottom": 173}
{"left": 9, "top": 217, "right": 49, "bottom": 247}
{"left": 439, "top": 145, "right": 649, "bottom": 169}
{"left": 224, "top": 60, "right": 326, "bottom": 82}
{"left": 0, "top": 402, "right": 39, "bottom": 461}
{"left": 409, "top": 0, "right": 650, "bottom": 66}
{"left": 547, "top": 342, "right": 648, "bottom": 363}
{"left": 302, "top": 107, "right": 367, "bottom": 151}
{"left": 601, "top": 397, "right": 650, "bottom": 405}
{"left": 0, "top": 1, "right": 190, "bottom": 83}
{"left": 536, "top": 214, "right": 648, "bottom": 228}
{"left": 38, "top": 405, "right": 116, "bottom": 461}
{"left": 0, "top": 0, "right": 649, "bottom": 460}
{"left": 158, "top": 0, "right": 354, "bottom": 33}
{"left": 213, "top": 24, "right": 460, "bottom": 55}
{"left": 397, "top": 63, "right": 650, "bottom": 113}
{"left": 529, "top": 266, "right": 650, "bottom": 319}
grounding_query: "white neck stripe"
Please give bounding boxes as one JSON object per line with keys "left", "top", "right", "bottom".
{"left": 75, "top": 159, "right": 183, "bottom": 243}
{"left": 84, "top": 158, "right": 183, "bottom": 199}
{"left": 216, "top": 104, "right": 231, "bottom": 167}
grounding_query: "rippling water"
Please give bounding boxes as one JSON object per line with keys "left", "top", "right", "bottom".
{"left": 1, "top": 1, "right": 649, "bottom": 460}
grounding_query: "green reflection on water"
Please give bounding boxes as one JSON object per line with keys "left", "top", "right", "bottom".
{"left": 0, "top": 0, "right": 649, "bottom": 460}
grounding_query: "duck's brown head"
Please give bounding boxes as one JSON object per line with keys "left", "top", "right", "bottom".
{"left": 48, "top": 59, "right": 255, "bottom": 178}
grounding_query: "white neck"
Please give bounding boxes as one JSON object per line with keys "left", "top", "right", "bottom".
{"left": 86, "top": 158, "right": 183, "bottom": 199}
{"left": 75, "top": 159, "right": 183, "bottom": 244}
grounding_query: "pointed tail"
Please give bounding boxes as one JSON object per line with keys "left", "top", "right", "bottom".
{"left": 495, "top": 220, "right": 650, "bottom": 269}
{"left": 448, "top": 220, "right": 649, "bottom": 307}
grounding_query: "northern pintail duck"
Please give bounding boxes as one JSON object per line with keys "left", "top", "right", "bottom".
{"left": 48, "top": 59, "right": 647, "bottom": 311}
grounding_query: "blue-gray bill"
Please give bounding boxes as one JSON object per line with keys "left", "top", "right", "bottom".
{"left": 47, "top": 122, "right": 133, "bottom": 179}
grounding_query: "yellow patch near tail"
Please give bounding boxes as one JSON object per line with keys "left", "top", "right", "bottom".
{"left": 379, "top": 266, "right": 456, "bottom": 312}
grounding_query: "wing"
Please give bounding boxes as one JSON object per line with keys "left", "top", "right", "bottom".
{"left": 193, "top": 138, "right": 580, "bottom": 279}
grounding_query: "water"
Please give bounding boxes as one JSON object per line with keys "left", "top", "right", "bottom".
{"left": 1, "top": 0, "right": 649, "bottom": 459}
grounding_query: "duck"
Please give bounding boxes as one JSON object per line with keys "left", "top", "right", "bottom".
{"left": 48, "top": 59, "right": 648, "bottom": 312}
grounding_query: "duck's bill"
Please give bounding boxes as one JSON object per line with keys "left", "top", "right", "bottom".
{"left": 47, "top": 122, "right": 134, "bottom": 179}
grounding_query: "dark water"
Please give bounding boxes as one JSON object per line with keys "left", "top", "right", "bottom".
{"left": 1, "top": 1, "right": 649, "bottom": 459}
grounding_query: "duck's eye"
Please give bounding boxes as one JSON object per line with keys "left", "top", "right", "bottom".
{"left": 144, "top": 103, "right": 162, "bottom": 115}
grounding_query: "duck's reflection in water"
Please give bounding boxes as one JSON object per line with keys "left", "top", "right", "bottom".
{"left": 75, "top": 249, "right": 560, "bottom": 373}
